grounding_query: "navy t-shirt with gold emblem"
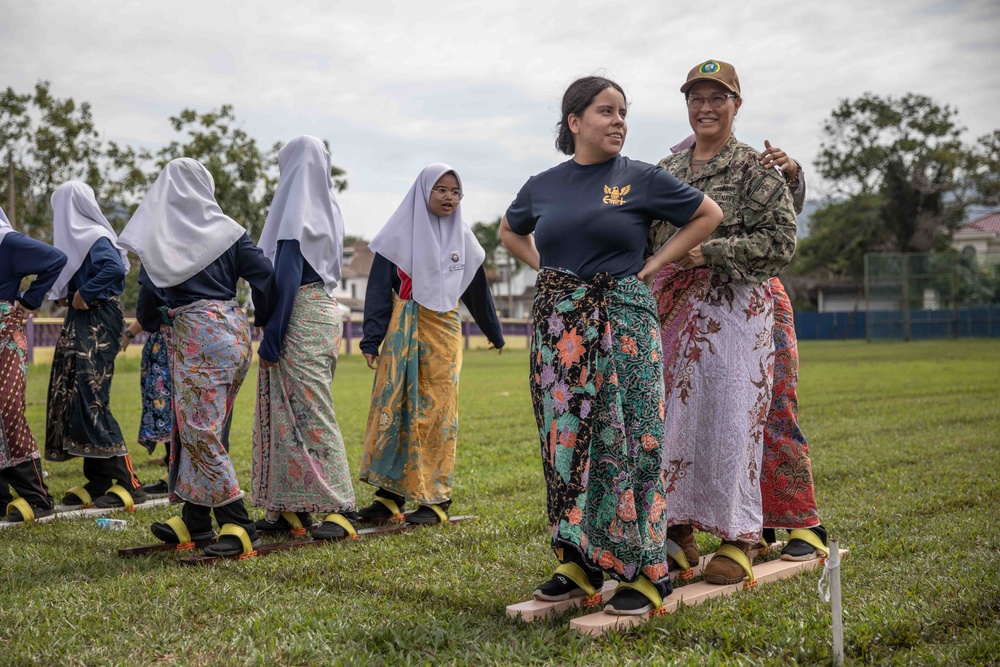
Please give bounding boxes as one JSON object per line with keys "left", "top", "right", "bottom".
{"left": 505, "top": 154, "right": 704, "bottom": 281}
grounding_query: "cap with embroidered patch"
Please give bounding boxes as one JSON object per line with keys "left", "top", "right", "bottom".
{"left": 680, "top": 59, "right": 741, "bottom": 96}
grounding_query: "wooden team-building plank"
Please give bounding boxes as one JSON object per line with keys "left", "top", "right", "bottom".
{"left": 0, "top": 496, "right": 171, "bottom": 531}
{"left": 506, "top": 555, "right": 713, "bottom": 622}
{"left": 568, "top": 547, "right": 849, "bottom": 636}
{"left": 176, "top": 515, "right": 477, "bottom": 566}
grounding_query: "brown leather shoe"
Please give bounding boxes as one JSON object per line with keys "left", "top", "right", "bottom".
{"left": 666, "top": 524, "right": 700, "bottom": 571}
{"left": 703, "top": 540, "right": 754, "bottom": 585}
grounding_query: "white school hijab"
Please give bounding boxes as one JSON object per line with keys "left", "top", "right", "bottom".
{"left": 118, "top": 158, "right": 245, "bottom": 288}
{"left": 48, "top": 182, "right": 130, "bottom": 300}
{"left": 258, "top": 136, "right": 345, "bottom": 296}
{"left": 368, "top": 163, "right": 485, "bottom": 313}
{"left": 0, "top": 204, "right": 12, "bottom": 246}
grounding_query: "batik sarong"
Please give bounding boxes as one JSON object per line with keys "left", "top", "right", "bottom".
{"left": 1, "top": 302, "right": 39, "bottom": 469}
{"left": 169, "top": 300, "right": 250, "bottom": 507}
{"left": 359, "top": 296, "right": 461, "bottom": 504}
{"left": 761, "top": 279, "right": 820, "bottom": 529}
{"left": 138, "top": 327, "right": 173, "bottom": 452}
{"left": 530, "top": 269, "right": 670, "bottom": 585}
{"left": 654, "top": 265, "right": 774, "bottom": 543}
{"left": 45, "top": 299, "right": 127, "bottom": 460}
{"left": 252, "top": 284, "right": 355, "bottom": 513}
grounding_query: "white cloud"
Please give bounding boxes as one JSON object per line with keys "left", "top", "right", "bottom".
{"left": 1, "top": 0, "right": 997, "bottom": 237}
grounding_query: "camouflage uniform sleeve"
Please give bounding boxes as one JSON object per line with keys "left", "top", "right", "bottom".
{"left": 790, "top": 162, "right": 805, "bottom": 215}
{"left": 701, "top": 161, "right": 797, "bottom": 284}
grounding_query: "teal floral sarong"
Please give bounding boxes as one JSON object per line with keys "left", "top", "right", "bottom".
{"left": 530, "top": 269, "right": 670, "bottom": 585}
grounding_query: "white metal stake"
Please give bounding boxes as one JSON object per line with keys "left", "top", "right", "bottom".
{"left": 828, "top": 539, "right": 844, "bottom": 666}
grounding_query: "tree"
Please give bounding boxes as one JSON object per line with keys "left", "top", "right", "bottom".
{"left": 795, "top": 93, "right": 1000, "bottom": 281}
{"left": 0, "top": 81, "right": 104, "bottom": 243}
{"left": 153, "top": 105, "right": 347, "bottom": 241}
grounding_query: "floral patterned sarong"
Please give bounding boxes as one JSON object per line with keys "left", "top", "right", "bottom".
{"left": 530, "top": 269, "right": 670, "bottom": 585}
{"left": 1, "top": 302, "right": 38, "bottom": 469}
{"left": 761, "top": 278, "right": 820, "bottom": 529}
{"left": 138, "top": 327, "right": 173, "bottom": 452}
{"left": 654, "top": 264, "right": 774, "bottom": 543}
{"left": 252, "top": 284, "right": 355, "bottom": 513}
{"left": 168, "top": 300, "right": 250, "bottom": 507}
{"left": 44, "top": 299, "right": 127, "bottom": 461}
{"left": 359, "top": 296, "right": 461, "bottom": 505}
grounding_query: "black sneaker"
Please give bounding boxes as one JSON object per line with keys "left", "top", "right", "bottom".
{"left": 254, "top": 512, "right": 313, "bottom": 533}
{"left": 357, "top": 494, "right": 405, "bottom": 522}
{"left": 94, "top": 485, "right": 148, "bottom": 509}
{"left": 203, "top": 534, "right": 263, "bottom": 557}
{"left": 781, "top": 525, "right": 829, "bottom": 561}
{"left": 406, "top": 503, "right": 449, "bottom": 525}
{"left": 150, "top": 521, "right": 216, "bottom": 544}
{"left": 604, "top": 587, "right": 655, "bottom": 616}
{"left": 5, "top": 505, "right": 55, "bottom": 523}
{"left": 312, "top": 512, "right": 360, "bottom": 540}
{"left": 533, "top": 571, "right": 603, "bottom": 602}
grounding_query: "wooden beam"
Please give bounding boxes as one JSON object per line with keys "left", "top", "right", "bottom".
{"left": 569, "top": 548, "right": 849, "bottom": 636}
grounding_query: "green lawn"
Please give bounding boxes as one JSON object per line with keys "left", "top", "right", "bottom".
{"left": 2, "top": 340, "right": 999, "bottom": 666}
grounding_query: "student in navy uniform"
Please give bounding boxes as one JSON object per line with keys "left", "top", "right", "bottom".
{"left": 0, "top": 205, "right": 67, "bottom": 521}
{"left": 44, "top": 182, "right": 147, "bottom": 509}
{"left": 120, "top": 158, "right": 276, "bottom": 557}
{"left": 251, "top": 136, "right": 359, "bottom": 540}
{"left": 358, "top": 164, "right": 504, "bottom": 525}
{"left": 500, "top": 76, "right": 722, "bottom": 615}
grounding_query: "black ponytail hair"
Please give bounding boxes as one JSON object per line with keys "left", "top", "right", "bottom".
{"left": 555, "top": 76, "right": 627, "bottom": 155}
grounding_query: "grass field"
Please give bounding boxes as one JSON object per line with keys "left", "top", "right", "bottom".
{"left": 2, "top": 340, "right": 999, "bottom": 666}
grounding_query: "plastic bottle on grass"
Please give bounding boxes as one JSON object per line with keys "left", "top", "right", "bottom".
{"left": 96, "top": 518, "right": 127, "bottom": 530}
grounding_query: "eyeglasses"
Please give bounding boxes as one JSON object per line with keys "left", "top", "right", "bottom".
{"left": 430, "top": 187, "right": 464, "bottom": 200}
{"left": 686, "top": 94, "right": 738, "bottom": 109}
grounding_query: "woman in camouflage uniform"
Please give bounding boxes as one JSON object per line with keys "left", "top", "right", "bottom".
{"left": 648, "top": 60, "right": 797, "bottom": 585}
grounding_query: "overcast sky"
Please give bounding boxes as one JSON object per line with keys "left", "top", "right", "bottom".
{"left": 2, "top": 0, "right": 998, "bottom": 239}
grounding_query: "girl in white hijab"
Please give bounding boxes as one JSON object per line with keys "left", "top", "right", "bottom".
{"left": 44, "top": 182, "right": 147, "bottom": 510}
{"left": 250, "top": 136, "right": 358, "bottom": 540}
{"left": 120, "top": 158, "right": 277, "bottom": 558}
{"left": 357, "top": 163, "right": 505, "bottom": 525}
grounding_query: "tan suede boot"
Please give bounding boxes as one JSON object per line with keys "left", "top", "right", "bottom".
{"left": 666, "top": 524, "right": 700, "bottom": 571}
{"left": 703, "top": 540, "right": 754, "bottom": 585}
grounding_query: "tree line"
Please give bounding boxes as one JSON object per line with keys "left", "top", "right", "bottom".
{"left": 3, "top": 82, "right": 998, "bottom": 311}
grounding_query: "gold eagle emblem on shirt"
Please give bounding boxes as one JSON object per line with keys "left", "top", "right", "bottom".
{"left": 602, "top": 184, "right": 630, "bottom": 205}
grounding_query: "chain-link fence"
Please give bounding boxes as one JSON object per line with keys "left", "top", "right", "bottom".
{"left": 864, "top": 251, "right": 1000, "bottom": 339}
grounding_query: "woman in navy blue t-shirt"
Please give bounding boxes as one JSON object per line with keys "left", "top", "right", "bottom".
{"left": 500, "top": 76, "right": 722, "bottom": 616}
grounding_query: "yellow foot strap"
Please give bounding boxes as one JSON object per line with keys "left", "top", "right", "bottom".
{"left": 323, "top": 513, "right": 358, "bottom": 538}
{"left": 554, "top": 562, "right": 597, "bottom": 599}
{"left": 665, "top": 539, "right": 692, "bottom": 572}
{"left": 715, "top": 544, "right": 755, "bottom": 584}
{"left": 427, "top": 504, "right": 449, "bottom": 523}
{"left": 166, "top": 516, "right": 192, "bottom": 544}
{"left": 65, "top": 486, "right": 93, "bottom": 507}
{"left": 7, "top": 498, "right": 35, "bottom": 522}
{"left": 789, "top": 529, "right": 829, "bottom": 557}
{"left": 615, "top": 575, "right": 664, "bottom": 610}
{"left": 281, "top": 512, "right": 305, "bottom": 535}
{"left": 106, "top": 484, "right": 135, "bottom": 511}
{"left": 218, "top": 524, "right": 254, "bottom": 556}
{"left": 374, "top": 497, "right": 404, "bottom": 520}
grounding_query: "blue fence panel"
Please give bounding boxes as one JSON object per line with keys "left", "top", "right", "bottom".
{"left": 793, "top": 311, "right": 866, "bottom": 340}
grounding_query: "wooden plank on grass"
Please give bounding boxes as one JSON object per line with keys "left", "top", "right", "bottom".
{"left": 506, "top": 554, "right": 714, "bottom": 622}
{"left": 569, "top": 547, "right": 849, "bottom": 636}
{"left": 0, "top": 497, "right": 171, "bottom": 530}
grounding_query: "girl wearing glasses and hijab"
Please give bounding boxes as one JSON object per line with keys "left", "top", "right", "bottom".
{"left": 357, "top": 164, "right": 504, "bottom": 526}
